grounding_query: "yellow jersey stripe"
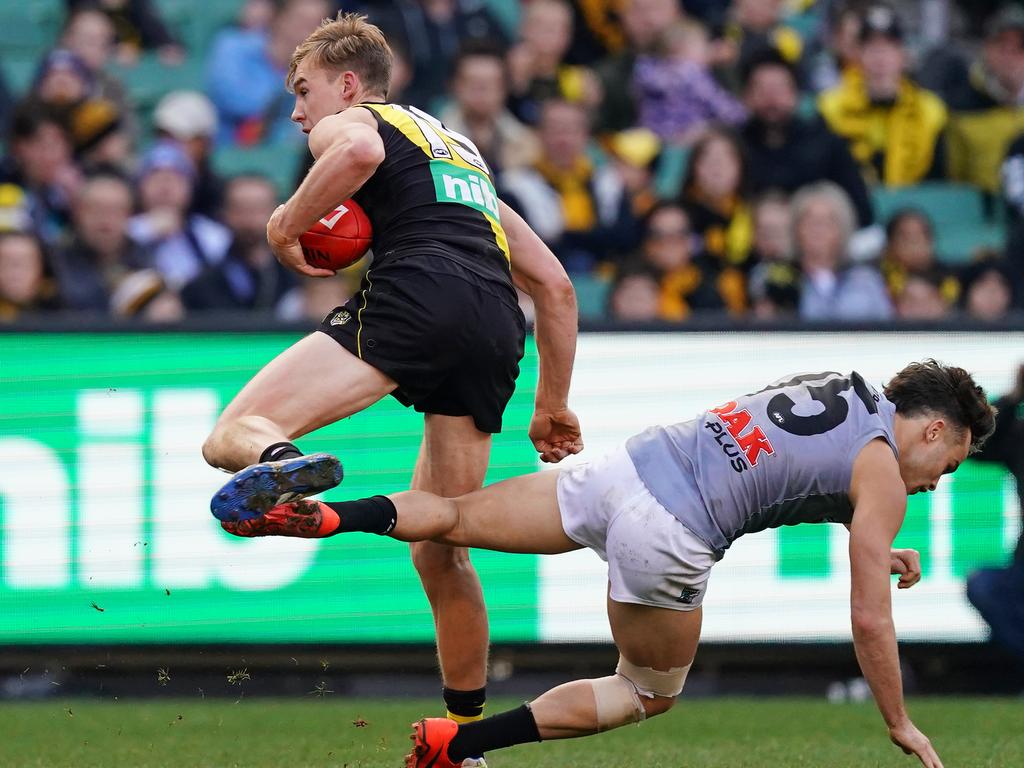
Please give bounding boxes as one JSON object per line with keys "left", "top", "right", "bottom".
{"left": 356, "top": 268, "right": 374, "bottom": 359}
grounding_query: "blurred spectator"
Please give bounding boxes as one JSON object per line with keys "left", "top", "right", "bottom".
{"left": 60, "top": 8, "right": 135, "bottom": 132}
{"left": 595, "top": 0, "right": 684, "bottom": 133}
{"left": 371, "top": 0, "right": 507, "bottom": 112}
{"left": 967, "top": 361, "right": 1024, "bottom": 660}
{"left": 66, "top": 0, "right": 184, "bottom": 66}
{"left": 715, "top": 0, "right": 805, "bottom": 91}
{"left": 636, "top": 200, "right": 745, "bottom": 319}
{"left": 741, "top": 49, "right": 874, "bottom": 228}
{"left": 440, "top": 44, "right": 539, "bottom": 174}
{"left": 67, "top": 98, "right": 131, "bottom": 172}
{"left": 0, "top": 183, "right": 33, "bottom": 234}
{"left": 880, "top": 208, "right": 960, "bottom": 306}
{"left": 894, "top": 273, "right": 953, "bottom": 320}
{"left": 50, "top": 171, "right": 147, "bottom": 311}
{"left": 238, "top": 0, "right": 276, "bottom": 32}
{"left": 792, "top": 181, "right": 893, "bottom": 321}
{"left": 501, "top": 99, "right": 636, "bottom": 272}
{"left": 127, "top": 141, "right": 231, "bottom": 289}
{"left": 278, "top": 272, "right": 358, "bottom": 323}
{"left": 633, "top": 20, "right": 747, "bottom": 144}
{"left": 678, "top": 126, "right": 752, "bottom": 269}
{"left": 605, "top": 127, "right": 661, "bottom": 218}
{"left": 944, "top": 5, "right": 1024, "bottom": 195}
{"left": 961, "top": 257, "right": 1018, "bottom": 321}
{"left": 1001, "top": 130, "right": 1024, "bottom": 290}
{"left": 606, "top": 262, "right": 662, "bottom": 321}
{"left": 110, "top": 268, "right": 185, "bottom": 322}
{"left": 32, "top": 49, "right": 96, "bottom": 118}
{"left": 807, "top": 0, "right": 870, "bottom": 93}
{"left": 507, "top": 0, "right": 599, "bottom": 125}
{"left": 0, "top": 106, "right": 80, "bottom": 244}
{"left": 747, "top": 191, "right": 801, "bottom": 318}
{"left": 818, "top": 4, "right": 948, "bottom": 186}
{"left": 153, "top": 91, "right": 224, "bottom": 218}
{"left": 0, "top": 232, "right": 59, "bottom": 321}
{"left": 182, "top": 174, "right": 296, "bottom": 313}
{"left": 681, "top": 0, "right": 728, "bottom": 30}
{"left": 564, "top": 0, "right": 628, "bottom": 65}
{"left": 206, "top": 0, "right": 329, "bottom": 146}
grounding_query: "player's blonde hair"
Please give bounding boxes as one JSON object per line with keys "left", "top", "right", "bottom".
{"left": 287, "top": 12, "right": 393, "bottom": 96}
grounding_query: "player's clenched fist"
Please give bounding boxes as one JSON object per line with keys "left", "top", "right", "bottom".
{"left": 530, "top": 407, "right": 583, "bottom": 463}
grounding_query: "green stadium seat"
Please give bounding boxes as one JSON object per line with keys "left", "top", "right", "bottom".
{"left": 2, "top": 54, "right": 41, "bottom": 97}
{"left": 654, "top": 145, "right": 690, "bottom": 200}
{"left": 156, "top": 0, "right": 248, "bottom": 53}
{"left": 872, "top": 183, "right": 1006, "bottom": 262}
{"left": 0, "top": 1, "right": 61, "bottom": 57}
{"left": 572, "top": 272, "right": 611, "bottom": 319}
{"left": 212, "top": 142, "right": 306, "bottom": 200}
{"left": 107, "top": 53, "right": 206, "bottom": 112}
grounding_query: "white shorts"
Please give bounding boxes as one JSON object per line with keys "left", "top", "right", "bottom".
{"left": 555, "top": 445, "right": 717, "bottom": 611}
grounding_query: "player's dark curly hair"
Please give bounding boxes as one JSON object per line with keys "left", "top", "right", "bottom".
{"left": 884, "top": 360, "right": 996, "bottom": 453}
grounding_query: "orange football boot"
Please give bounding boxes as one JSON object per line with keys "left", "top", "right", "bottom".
{"left": 404, "top": 718, "right": 461, "bottom": 768}
{"left": 220, "top": 499, "right": 340, "bottom": 538}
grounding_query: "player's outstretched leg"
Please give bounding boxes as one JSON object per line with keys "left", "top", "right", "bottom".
{"left": 221, "top": 470, "right": 578, "bottom": 555}
{"left": 210, "top": 453, "right": 344, "bottom": 523}
{"left": 405, "top": 599, "right": 701, "bottom": 766}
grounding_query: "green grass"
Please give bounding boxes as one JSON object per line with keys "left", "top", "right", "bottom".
{"left": 1, "top": 697, "right": 1022, "bottom": 767}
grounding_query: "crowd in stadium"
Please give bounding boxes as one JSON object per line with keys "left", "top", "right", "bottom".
{"left": 0, "top": 0, "right": 1023, "bottom": 324}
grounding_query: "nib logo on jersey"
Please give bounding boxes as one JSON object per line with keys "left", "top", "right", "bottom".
{"left": 431, "top": 162, "right": 500, "bottom": 219}
{"left": 704, "top": 401, "right": 775, "bottom": 473}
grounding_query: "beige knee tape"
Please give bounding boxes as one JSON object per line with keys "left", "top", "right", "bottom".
{"left": 591, "top": 673, "right": 645, "bottom": 731}
{"left": 616, "top": 655, "right": 691, "bottom": 698}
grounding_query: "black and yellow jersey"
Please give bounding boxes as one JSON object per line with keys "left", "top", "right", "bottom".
{"left": 353, "top": 102, "right": 512, "bottom": 287}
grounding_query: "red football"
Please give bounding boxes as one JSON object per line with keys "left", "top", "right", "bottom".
{"left": 299, "top": 199, "right": 373, "bottom": 271}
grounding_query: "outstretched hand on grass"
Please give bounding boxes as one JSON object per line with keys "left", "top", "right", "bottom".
{"left": 889, "top": 720, "right": 943, "bottom": 768}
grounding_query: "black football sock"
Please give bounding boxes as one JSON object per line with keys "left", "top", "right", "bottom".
{"left": 325, "top": 496, "right": 397, "bottom": 535}
{"left": 260, "top": 442, "right": 302, "bottom": 463}
{"left": 446, "top": 703, "right": 542, "bottom": 763}
{"left": 444, "top": 685, "right": 487, "bottom": 723}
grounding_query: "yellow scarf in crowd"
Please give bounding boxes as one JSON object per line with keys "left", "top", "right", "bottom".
{"left": 818, "top": 68, "right": 947, "bottom": 186}
{"left": 535, "top": 156, "right": 597, "bottom": 232}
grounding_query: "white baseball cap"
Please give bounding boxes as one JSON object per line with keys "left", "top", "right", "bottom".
{"left": 153, "top": 90, "right": 218, "bottom": 139}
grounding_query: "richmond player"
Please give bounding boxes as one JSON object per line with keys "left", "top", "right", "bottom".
{"left": 201, "top": 14, "right": 583, "bottom": 761}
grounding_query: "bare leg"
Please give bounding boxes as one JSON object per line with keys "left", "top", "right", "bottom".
{"left": 202, "top": 333, "right": 396, "bottom": 471}
{"left": 388, "top": 470, "right": 579, "bottom": 554}
{"left": 528, "top": 595, "right": 702, "bottom": 739}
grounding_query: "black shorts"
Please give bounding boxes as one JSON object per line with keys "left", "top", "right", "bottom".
{"left": 317, "top": 254, "right": 526, "bottom": 433}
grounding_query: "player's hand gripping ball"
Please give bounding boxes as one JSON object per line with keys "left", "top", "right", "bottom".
{"left": 299, "top": 199, "right": 373, "bottom": 271}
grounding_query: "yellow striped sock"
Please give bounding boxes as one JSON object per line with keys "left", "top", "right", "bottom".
{"left": 447, "top": 710, "right": 484, "bottom": 725}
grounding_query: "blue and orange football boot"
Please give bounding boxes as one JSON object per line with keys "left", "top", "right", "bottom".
{"left": 210, "top": 453, "right": 343, "bottom": 523}
{"left": 405, "top": 718, "right": 461, "bottom": 768}
{"left": 220, "top": 499, "right": 341, "bottom": 538}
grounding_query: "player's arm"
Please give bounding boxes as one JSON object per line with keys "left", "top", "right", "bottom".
{"left": 499, "top": 199, "right": 583, "bottom": 463}
{"left": 843, "top": 522, "right": 922, "bottom": 589}
{"left": 267, "top": 109, "right": 385, "bottom": 277}
{"left": 848, "top": 439, "right": 943, "bottom": 768}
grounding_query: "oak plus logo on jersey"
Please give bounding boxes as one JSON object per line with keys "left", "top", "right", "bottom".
{"left": 705, "top": 400, "right": 775, "bottom": 473}
{"left": 430, "top": 161, "right": 500, "bottom": 219}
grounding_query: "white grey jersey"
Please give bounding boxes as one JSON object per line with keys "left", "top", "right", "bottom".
{"left": 625, "top": 371, "right": 898, "bottom": 557}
